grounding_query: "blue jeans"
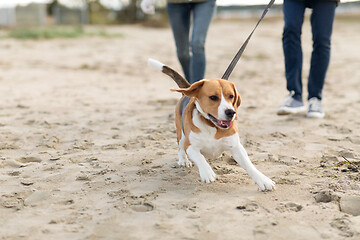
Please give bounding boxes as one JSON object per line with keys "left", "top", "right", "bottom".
{"left": 167, "top": 0, "right": 216, "bottom": 84}
{"left": 282, "top": 0, "right": 336, "bottom": 101}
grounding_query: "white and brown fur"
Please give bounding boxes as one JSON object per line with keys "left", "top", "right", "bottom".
{"left": 148, "top": 58, "right": 275, "bottom": 191}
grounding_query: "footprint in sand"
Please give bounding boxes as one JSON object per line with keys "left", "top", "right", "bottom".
{"left": 330, "top": 217, "right": 356, "bottom": 238}
{"left": 4, "top": 156, "right": 42, "bottom": 168}
{"left": 276, "top": 202, "right": 303, "bottom": 212}
{"left": 339, "top": 195, "right": 360, "bottom": 216}
{"left": 313, "top": 190, "right": 340, "bottom": 203}
{"left": 1, "top": 193, "right": 25, "bottom": 210}
{"left": 213, "top": 165, "right": 238, "bottom": 175}
{"left": 347, "top": 136, "right": 360, "bottom": 145}
{"left": 236, "top": 202, "right": 260, "bottom": 212}
{"left": 24, "top": 191, "right": 49, "bottom": 207}
{"left": 130, "top": 202, "right": 154, "bottom": 212}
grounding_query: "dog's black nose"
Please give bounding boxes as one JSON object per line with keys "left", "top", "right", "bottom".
{"left": 225, "top": 109, "right": 236, "bottom": 119}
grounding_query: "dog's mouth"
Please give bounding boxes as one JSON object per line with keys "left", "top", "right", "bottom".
{"left": 208, "top": 114, "right": 232, "bottom": 129}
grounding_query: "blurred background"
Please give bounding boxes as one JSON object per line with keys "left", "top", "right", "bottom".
{"left": 0, "top": 0, "right": 359, "bottom": 30}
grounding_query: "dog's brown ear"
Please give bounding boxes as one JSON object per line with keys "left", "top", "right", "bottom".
{"left": 232, "top": 83, "right": 241, "bottom": 109}
{"left": 231, "top": 83, "right": 241, "bottom": 120}
{"left": 171, "top": 80, "right": 206, "bottom": 98}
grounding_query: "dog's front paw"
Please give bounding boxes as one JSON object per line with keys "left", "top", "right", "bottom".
{"left": 198, "top": 165, "right": 216, "bottom": 184}
{"left": 178, "top": 158, "right": 193, "bottom": 168}
{"left": 178, "top": 150, "right": 192, "bottom": 167}
{"left": 253, "top": 173, "right": 276, "bottom": 191}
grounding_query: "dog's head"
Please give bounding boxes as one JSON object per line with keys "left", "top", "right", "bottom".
{"left": 172, "top": 79, "right": 241, "bottom": 129}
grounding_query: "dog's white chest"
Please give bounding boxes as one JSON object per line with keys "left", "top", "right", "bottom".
{"left": 189, "top": 131, "right": 226, "bottom": 159}
{"left": 189, "top": 109, "right": 233, "bottom": 159}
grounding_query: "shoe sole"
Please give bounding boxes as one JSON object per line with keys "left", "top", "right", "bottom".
{"left": 277, "top": 106, "right": 306, "bottom": 115}
{"left": 306, "top": 112, "right": 325, "bottom": 118}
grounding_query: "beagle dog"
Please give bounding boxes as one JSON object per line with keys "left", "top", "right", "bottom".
{"left": 148, "top": 58, "right": 275, "bottom": 191}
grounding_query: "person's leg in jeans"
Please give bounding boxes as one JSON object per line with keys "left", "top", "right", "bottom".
{"left": 167, "top": 3, "right": 191, "bottom": 82}
{"left": 308, "top": 1, "right": 336, "bottom": 100}
{"left": 190, "top": 0, "right": 216, "bottom": 83}
{"left": 282, "top": 0, "right": 306, "bottom": 102}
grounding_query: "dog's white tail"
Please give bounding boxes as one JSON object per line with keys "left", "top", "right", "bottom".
{"left": 147, "top": 58, "right": 190, "bottom": 88}
{"left": 148, "top": 58, "right": 164, "bottom": 72}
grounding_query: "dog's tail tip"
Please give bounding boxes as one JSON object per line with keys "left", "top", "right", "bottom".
{"left": 148, "top": 58, "right": 164, "bottom": 72}
{"left": 147, "top": 58, "right": 191, "bottom": 88}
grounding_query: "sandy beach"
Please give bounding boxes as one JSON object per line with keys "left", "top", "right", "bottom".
{"left": 0, "top": 14, "right": 360, "bottom": 239}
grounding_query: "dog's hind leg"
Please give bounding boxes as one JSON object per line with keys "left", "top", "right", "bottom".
{"left": 177, "top": 132, "right": 192, "bottom": 167}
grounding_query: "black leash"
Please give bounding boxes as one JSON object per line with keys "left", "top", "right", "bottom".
{"left": 221, "top": 0, "right": 275, "bottom": 80}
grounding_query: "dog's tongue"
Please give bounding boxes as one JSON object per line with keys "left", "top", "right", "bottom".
{"left": 217, "top": 120, "right": 232, "bottom": 128}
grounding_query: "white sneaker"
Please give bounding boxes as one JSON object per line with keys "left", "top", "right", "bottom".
{"left": 306, "top": 97, "right": 325, "bottom": 118}
{"left": 277, "top": 92, "right": 306, "bottom": 115}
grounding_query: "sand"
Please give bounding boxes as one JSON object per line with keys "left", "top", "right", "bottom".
{"left": 0, "top": 15, "right": 360, "bottom": 240}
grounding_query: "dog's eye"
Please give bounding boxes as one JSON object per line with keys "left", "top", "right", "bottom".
{"left": 209, "top": 95, "right": 219, "bottom": 101}
{"left": 229, "top": 94, "right": 234, "bottom": 99}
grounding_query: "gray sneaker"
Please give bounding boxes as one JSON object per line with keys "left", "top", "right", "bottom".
{"left": 277, "top": 92, "right": 306, "bottom": 115}
{"left": 306, "top": 97, "right": 325, "bottom": 118}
